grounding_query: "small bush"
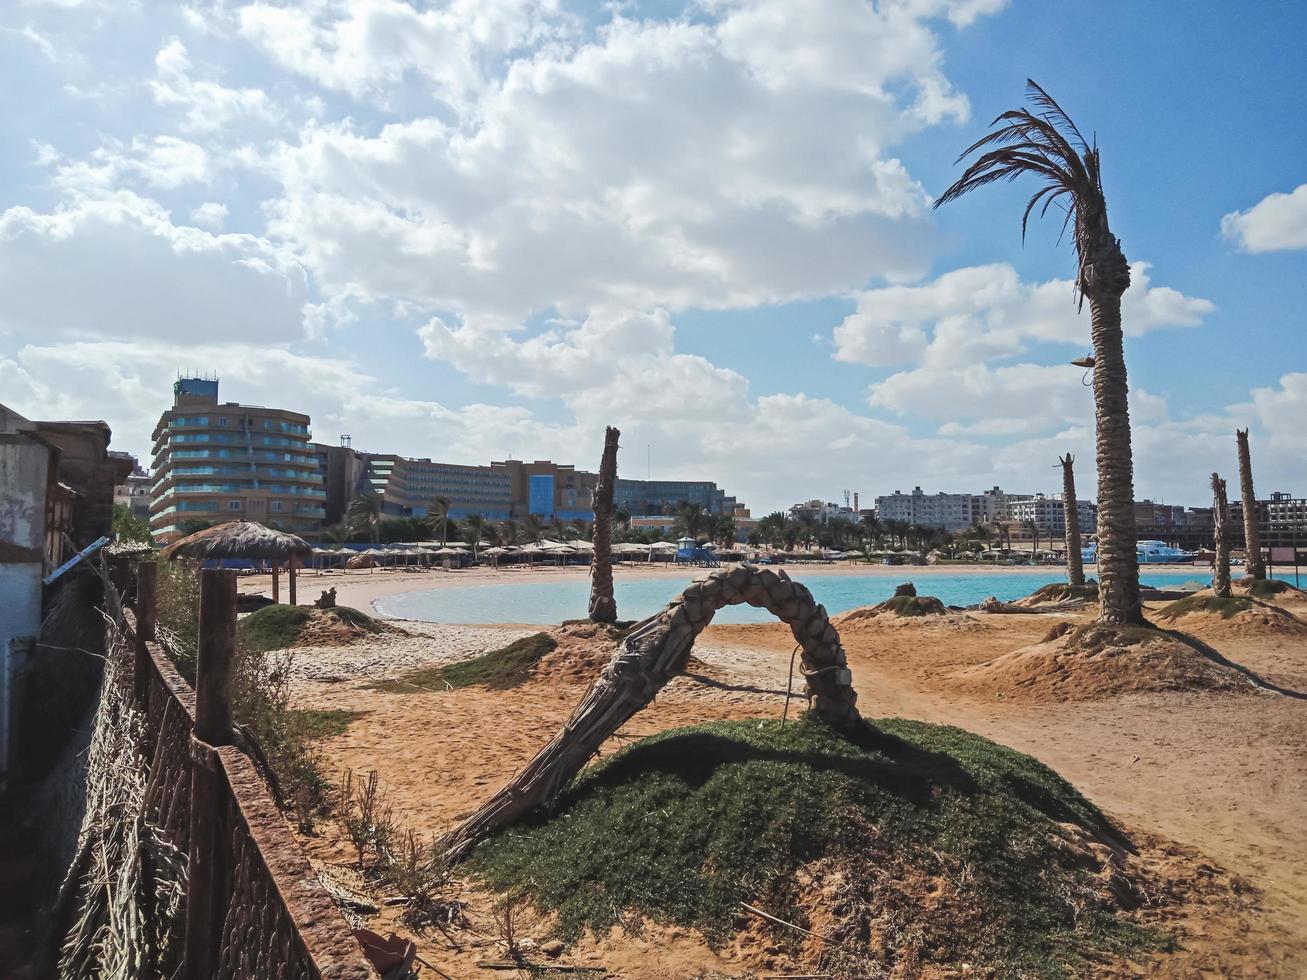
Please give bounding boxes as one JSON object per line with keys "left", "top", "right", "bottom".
{"left": 289, "top": 708, "right": 365, "bottom": 740}
{"left": 370, "top": 633, "right": 557, "bottom": 693}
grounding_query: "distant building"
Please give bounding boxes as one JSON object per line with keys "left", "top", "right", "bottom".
{"left": 788, "top": 499, "right": 857, "bottom": 524}
{"left": 112, "top": 454, "right": 152, "bottom": 520}
{"left": 358, "top": 454, "right": 513, "bottom": 521}
{"left": 492, "top": 459, "right": 596, "bottom": 521}
{"left": 149, "top": 379, "right": 325, "bottom": 543}
{"left": 1005, "top": 494, "right": 1097, "bottom": 536}
{"left": 876, "top": 487, "right": 989, "bottom": 532}
{"left": 614, "top": 478, "right": 736, "bottom": 517}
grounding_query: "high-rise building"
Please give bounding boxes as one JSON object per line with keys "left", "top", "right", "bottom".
{"left": 359, "top": 454, "right": 514, "bottom": 520}
{"left": 491, "top": 459, "right": 596, "bottom": 520}
{"left": 149, "top": 379, "right": 325, "bottom": 542}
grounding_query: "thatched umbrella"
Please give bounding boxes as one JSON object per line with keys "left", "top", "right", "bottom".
{"left": 164, "top": 520, "right": 312, "bottom": 604}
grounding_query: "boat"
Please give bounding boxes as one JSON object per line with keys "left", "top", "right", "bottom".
{"left": 1081, "top": 540, "right": 1196, "bottom": 564}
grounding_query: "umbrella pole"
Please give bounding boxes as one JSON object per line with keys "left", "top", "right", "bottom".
{"left": 289, "top": 555, "right": 297, "bottom": 606}
{"left": 272, "top": 561, "right": 280, "bottom": 603}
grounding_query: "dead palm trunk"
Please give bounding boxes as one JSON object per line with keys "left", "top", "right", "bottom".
{"left": 441, "top": 565, "right": 864, "bottom": 860}
{"left": 1211, "top": 472, "right": 1231, "bottom": 598}
{"left": 1060, "top": 453, "right": 1085, "bottom": 587}
{"left": 935, "top": 80, "right": 1143, "bottom": 625}
{"left": 588, "top": 426, "right": 620, "bottom": 623}
{"left": 1235, "top": 429, "right": 1265, "bottom": 581}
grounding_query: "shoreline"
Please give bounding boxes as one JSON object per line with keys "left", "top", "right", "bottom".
{"left": 237, "top": 560, "right": 1217, "bottom": 621}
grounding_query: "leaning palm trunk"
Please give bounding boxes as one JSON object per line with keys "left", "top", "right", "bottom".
{"left": 1211, "top": 473, "right": 1231, "bottom": 598}
{"left": 935, "top": 80, "right": 1143, "bottom": 625}
{"left": 1060, "top": 454, "right": 1085, "bottom": 587}
{"left": 588, "top": 426, "right": 620, "bottom": 623}
{"left": 441, "top": 565, "right": 863, "bottom": 860}
{"left": 1235, "top": 429, "right": 1265, "bottom": 580}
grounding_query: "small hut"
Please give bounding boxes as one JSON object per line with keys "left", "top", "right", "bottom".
{"left": 163, "top": 520, "right": 313, "bottom": 605}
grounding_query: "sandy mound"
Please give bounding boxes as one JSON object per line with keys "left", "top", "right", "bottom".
{"left": 1234, "top": 578, "right": 1307, "bottom": 604}
{"left": 1154, "top": 593, "right": 1307, "bottom": 639}
{"left": 534, "top": 621, "right": 627, "bottom": 682}
{"left": 834, "top": 593, "right": 950, "bottom": 625}
{"left": 948, "top": 623, "right": 1252, "bottom": 703}
{"left": 296, "top": 607, "right": 404, "bottom": 646}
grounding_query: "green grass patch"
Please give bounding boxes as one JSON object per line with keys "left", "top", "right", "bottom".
{"left": 1155, "top": 594, "right": 1252, "bottom": 621}
{"left": 238, "top": 603, "right": 386, "bottom": 653}
{"left": 288, "top": 708, "right": 366, "bottom": 740}
{"left": 472, "top": 717, "right": 1164, "bottom": 976}
{"left": 370, "top": 632, "right": 557, "bottom": 693}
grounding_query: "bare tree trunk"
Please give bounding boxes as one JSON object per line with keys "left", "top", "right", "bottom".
{"left": 1060, "top": 454, "right": 1086, "bottom": 587}
{"left": 1211, "top": 472, "right": 1231, "bottom": 598}
{"left": 441, "top": 565, "right": 864, "bottom": 860}
{"left": 589, "top": 426, "right": 620, "bottom": 623}
{"left": 1235, "top": 429, "right": 1265, "bottom": 581}
{"left": 1087, "top": 248, "right": 1143, "bottom": 625}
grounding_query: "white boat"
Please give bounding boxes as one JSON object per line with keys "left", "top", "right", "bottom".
{"left": 1081, "top": 540, "right": 1195, "bottom": 564}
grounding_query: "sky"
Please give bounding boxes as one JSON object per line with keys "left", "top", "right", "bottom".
{"left": 1, "top": 0, "right": 1304, "bottom": 516}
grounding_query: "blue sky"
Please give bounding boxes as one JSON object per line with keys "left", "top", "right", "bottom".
{"left": 1, "top": 0, "right": 1304, "bottom": 514}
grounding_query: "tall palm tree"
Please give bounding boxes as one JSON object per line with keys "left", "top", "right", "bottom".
{"left": 523, "top": 514, "right": 545, "bottom": 544}
{"left": 589, "top": 425, "right": 620, "bottom": 624}
{"left": 674, "top": 503, "right": 706, "bottom": 540}
{"left": 1060, "top": 453, "right": 1086, "bottom": 587}
{"left": 427, "top": 496, "right": 452, "bottom": 546}
{"left": 499, "top": 519, "right": 521, "bottom": 546}
{"left": 462, "top": 513, "right": 486, "bottom": 559}
{"left": 1025, "top": 520, "right": 1040, "bottom": 561}
{"left": 936, "top": 80, "right": 1142, "bottom": 625}
{"left": 1235, "top": 429, "right": 1265, "bottom": 581}
{"left": 347, "top": 494, "right": 381, "bottom": 543}
{"left": 1210, "top": 473, "right": 1232, "bottom": 598}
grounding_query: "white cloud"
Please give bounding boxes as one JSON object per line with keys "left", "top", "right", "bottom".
{"left": 1221, "top": 183, "right": 1307, "bottom": 253}
{"left": 149, "top": 37, "right": 279, "bottom": 133}
{"left": 835, "top": 262, "right": 1213, "bottom": 368}
{"left": 0, "top": 193, "right": 309, "bottom": 344}
{"left": 190, "top": 201, "right": 229, "bottom": 229}
{"left": 237, "top": 0, "right": 565, "bottom": 106}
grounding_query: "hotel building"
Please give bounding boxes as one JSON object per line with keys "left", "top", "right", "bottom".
{"left": 149, "top": 379, "right": 325, "bottom": 542}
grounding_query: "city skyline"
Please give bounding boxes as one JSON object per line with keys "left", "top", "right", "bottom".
{"left": 1, "top": 1, "right": 1303, "bottom": 515}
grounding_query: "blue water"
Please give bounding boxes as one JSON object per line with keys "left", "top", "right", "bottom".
{"left": 374, "top": 569, "right": 1254, "bottom": 625}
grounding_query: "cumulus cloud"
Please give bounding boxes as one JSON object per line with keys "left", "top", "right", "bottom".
{"left": 1221, "top": 183, "right": 1307, "bottom": 253}
{"left": 189, "top": 201, "right": 229, "bottom": 229}
{"left": 0, "top": 193, "right": 310, "bottom": 344}
{"left": 149, "top": 37, "right": 280, "bottom": 133}
{"left": 834, "top": 262, "right": 1214, "bottom": 368}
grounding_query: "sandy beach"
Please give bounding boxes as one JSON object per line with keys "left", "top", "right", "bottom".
{"left": 269, "top": 564, "right": 1307, "bottom": 977}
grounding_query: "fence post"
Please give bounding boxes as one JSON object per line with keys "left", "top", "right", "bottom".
{"left": 134, "top": 561, "right": 157, "bottom": 707}
{"left": 289, "top": 554, "right": 298, "bottom": 606}
{"left": 185, "top": 567, "right": 237, "bottom": 980}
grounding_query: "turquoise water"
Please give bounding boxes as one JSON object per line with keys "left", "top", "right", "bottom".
{"left": 373, "top": 568, "right": 1255, "bottom": 626}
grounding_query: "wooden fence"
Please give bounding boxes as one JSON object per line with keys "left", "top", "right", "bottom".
{"left": 127, "top": 564, "right": 377, "bottom": 980}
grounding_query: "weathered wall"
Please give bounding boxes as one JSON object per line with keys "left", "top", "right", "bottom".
{"left": 0, "top": 430, "right": 49, "bottom": 781}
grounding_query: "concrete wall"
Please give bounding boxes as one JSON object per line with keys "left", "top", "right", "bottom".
{"left": 0, "top": 429, "right": 50, "bottom": 782}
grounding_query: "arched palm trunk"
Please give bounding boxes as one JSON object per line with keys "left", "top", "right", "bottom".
{"left": 589, "top": 426, "right": 620, "bottom": 623}
{"left": 1211, "top": 473, "right": 1231, "bottom": 598}
{"left": 441, "top": 565, "right": 863, "bottom": 860}
{"left": 1060, "top": 453, "right": 1085, "bottom": 587}
{"left": 1236, "top": 429, "right": 1265, "bottom": 581}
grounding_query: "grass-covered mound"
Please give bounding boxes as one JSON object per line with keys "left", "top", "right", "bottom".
{"left": 472, "top": 717, "right": 1164, "bottom": 976}
{"left": 239, "top": 603, "right": 389, "bottom": 652}
{"left": 835, "top": 595, "right": 949, "bottom": 625}
{"left": 1020, "top": 581, "right": 1099, "bottom": 606}
{"left": 1237, "top": 578, "right": 1307, "bottom": 601}
{"left": 1155, "top": 594, "right": 1252, "bottom": 621}
{"left": 371, "top": 632, "right": 557, "bottom": 692}
{"left": 950, "top": 623, "right": 1250, "bottom": 703}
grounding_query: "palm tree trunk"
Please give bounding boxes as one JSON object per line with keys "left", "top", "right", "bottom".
{"left": 1211, "top": 473, "right": 1231, "bottom": 598}
{"left": 1088, "top": 288, "right": 1144, "bottom": 625}
{"left": 1060, "top": 454, "right": 1086, "bottom": 587}
{"left": 441, "top": 565, "right": 864, "bottom": 860}
{"left": 1235, "top": 429, "right": 1265, "bottom": 581}
{"left": 588, "top": 426, "right": 620, "bottom": 623}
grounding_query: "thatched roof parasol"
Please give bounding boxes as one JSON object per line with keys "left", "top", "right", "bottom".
{"left": 163, "top": 520, "right": 312, "bottom": 561}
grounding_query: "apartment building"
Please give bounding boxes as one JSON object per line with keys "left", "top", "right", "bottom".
{"left": 1005, "top": 494, "right": 1098, "bottom": 535}
{"left": 876, "top": 487, "right": 989, "bottom": 531}
{"left": 149, "top": 379, "right": 324, "bottom": 543}
{"left": 360, "top": 455, "right": 514, "bottom": 520}
{"left": 788, "top": 499, "right": 858, "bottom": 524}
